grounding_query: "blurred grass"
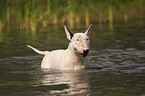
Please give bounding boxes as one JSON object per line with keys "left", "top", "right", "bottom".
{"left": 0, "top": 0, "right": 9, "bottom": 32}
{"left": 0, "top": 0, "right": 145, "bottom": 32}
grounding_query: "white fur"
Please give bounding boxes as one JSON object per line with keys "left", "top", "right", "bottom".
{"left": 27, "top": 24, "right": 92, "bottom": 70}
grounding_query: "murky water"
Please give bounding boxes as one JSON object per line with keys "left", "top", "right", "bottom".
{"left": 0, "top": 24, "right": 145, "bottom": 96}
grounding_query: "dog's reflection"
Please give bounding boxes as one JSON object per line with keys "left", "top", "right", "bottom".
{"left": 40, "top": 69, "right": 91, "bottom": 95}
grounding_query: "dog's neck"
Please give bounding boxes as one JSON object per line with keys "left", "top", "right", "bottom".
{"left": 65, "top": 42, "right": 88, "bottom": 69}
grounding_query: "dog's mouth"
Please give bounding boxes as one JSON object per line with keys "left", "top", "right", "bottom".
{"left": 80, "top": 53, "right": 88, "bottom": 57}
{"left": 75, "top": 48, "right": 89, "bottom": 57}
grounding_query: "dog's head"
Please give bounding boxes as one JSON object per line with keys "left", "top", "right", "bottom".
{"left": 64, "top": 24, "right": 92, "bottom": 57}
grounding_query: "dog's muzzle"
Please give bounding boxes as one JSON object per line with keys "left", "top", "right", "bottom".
{"left": 75, "top": 48, "right": 89, "bottom": 57}
{"left": 81, "top": 49, "right": 89, "bottom": 57}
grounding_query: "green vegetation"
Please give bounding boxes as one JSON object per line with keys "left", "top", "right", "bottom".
{"left": 0, "top": 0, "right": 145, "bottom": 32}
{"left": 0, "top": 0, "right": 9, "bottom": 32}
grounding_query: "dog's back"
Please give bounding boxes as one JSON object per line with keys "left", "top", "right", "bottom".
{"left": 41, "top": 50, "right": 65, "bottom": 69}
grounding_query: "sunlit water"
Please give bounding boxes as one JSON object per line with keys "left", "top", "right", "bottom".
{"left": 0, "top": 24, "right": 145, "bottom": 96}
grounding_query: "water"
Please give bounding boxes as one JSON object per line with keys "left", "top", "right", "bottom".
{"left": 0, "top": 24, "right": 145, "bottom": 96}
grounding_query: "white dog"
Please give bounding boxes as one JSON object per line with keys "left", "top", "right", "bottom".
{"left": 27, "top": 24, "right": 92, "bottom": 70}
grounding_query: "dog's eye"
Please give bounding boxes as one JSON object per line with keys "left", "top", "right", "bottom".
{"left": 76, "top": 39, "right": 79, "bottom": 41}
{"left": 87, "top": 38, "right": 89, "bottom": 40}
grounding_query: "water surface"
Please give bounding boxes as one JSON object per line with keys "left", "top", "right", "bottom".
{"left": 0, "top": 24, "right": 145, "bottom": 96}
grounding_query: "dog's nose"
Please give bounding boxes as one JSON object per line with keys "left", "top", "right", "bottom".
{"left": 83, "top": 49, "right": 89, "bottom": 54}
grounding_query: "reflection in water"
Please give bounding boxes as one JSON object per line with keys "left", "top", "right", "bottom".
{"left": 39, "top": 69, "right": 91, "bottom": 95}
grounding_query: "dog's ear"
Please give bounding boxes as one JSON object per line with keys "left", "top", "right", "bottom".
{"left": 85, "top": 24, "right": 92, "bottom": 37}
{"left": 64, "top": 26, "right": 74, "bottom": 40}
